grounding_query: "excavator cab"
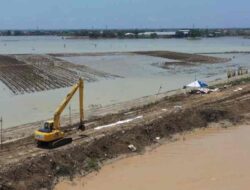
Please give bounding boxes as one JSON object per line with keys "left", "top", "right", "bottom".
{"left": 35, "top": 120, "right": 66, "bottom": 148}
{"left": 39, "top": 120, "right": 54, "bottom": 133}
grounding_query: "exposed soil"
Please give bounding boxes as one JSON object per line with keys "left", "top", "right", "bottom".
{"left": 49, "top": 52, "right": 120, "bottom": 57}
{"left": 0, "top": 54, "right": 118, "bottom": 94}
{"left": 134, "top": 51, "right": 230, "bottom": 64}
{"left": 151, "top": 61, "right": 196, "bottom": 69}
{"left": 0, "top": 78, "right": 249, "bottom": 190}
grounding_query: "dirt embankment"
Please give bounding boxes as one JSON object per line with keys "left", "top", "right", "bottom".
{"left": 0, "top": 79, "right": 250, "bottom": 190}
{"left": 134, "top": 51, "right": 230, "bottom": 64}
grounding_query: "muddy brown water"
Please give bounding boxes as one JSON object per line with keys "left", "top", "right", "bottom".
{"left": 55, "top": 124, "right": 250, "bottom": 190}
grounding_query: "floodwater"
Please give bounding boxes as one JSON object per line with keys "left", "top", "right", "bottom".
{"left": 0, "top": 52, "right": 250, "bottom": 128}
{"left": 0, "top": 36, "right": 250, "bottom": 54}
{"left": 55, "top": 124, "right": 250, "bottom": 190}
{"left": 0, "top": 37, "right": 250, "bottom": 128}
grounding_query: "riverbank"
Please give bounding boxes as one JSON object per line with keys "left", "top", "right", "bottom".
{"left": 2, "top": 74, "right": 249, "bottom": 144}
{"left": 0, "top": 76, "right": 250, "bottom": 190}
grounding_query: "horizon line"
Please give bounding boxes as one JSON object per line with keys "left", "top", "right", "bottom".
{"left": 0, "top": 27, "right": 250, "bottom": 31}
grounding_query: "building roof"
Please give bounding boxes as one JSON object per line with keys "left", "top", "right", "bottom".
{"left": 125, "top": 33, "right": 135, "bottom": 36}
{"left": 138, "top": 31, "right": 176, "bottom": 36}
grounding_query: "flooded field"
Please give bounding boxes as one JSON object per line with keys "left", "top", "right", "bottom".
{"left": 0, "top": 51, "right": 250, "bottom": 128}
{"left": 0, "top": 36, "right": 249, "bottom": 128}
{"left": 55, "top": 124, "right": 250, "bottom": 190}
{"left": 0, "top": 54, "right": 117, "bottom": 94}
{"left": 0, "top": 36, "right": 250, "bottom": 54}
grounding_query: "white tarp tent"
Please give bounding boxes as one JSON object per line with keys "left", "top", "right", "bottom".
{"left": 186, "top": 80, "right": 208, "bottom": 88}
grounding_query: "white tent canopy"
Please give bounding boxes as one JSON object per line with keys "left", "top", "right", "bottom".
{"left": 186, "top": 80, "right": 208, "bottom": 88}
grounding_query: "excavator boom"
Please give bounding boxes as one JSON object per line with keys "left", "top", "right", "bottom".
{"left": 54, "top": 78, "right": 84, "bottom": 129}
{"left": 34, "top": 78, "right": 84, "bottom": 148}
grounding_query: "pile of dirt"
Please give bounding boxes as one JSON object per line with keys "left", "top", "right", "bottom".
{"left": 134, "top": 51, "right": 230, "bottom": 64}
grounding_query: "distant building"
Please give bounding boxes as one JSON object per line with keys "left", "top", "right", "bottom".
{"left": 178, "top": 30, "right": 190, "bottom": 35}
{"left": 138, "top": 32, "right": 150, "bottom": 37}
{"left": 208, "top": 33, "right": 215, "bottom": 37}
{"left": 138, "top": 31, "right": 176, "bottom": 38}
{"left": 156, "top": 31, "right": 176, "bottom": 37}
{"left": 208, "top": 31, "right": 222, "bottom": 37}
{"left": 125, "top": 33, "right": 136, "bottom": 38}
{"left": 215, "top": 31, "right": 222, "bottom": 36}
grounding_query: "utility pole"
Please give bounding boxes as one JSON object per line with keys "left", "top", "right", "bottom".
{"left": 69, "top": 105, "right": 72, "bottom": 127}
{"left": 157, "top": 85, "right": 162, "bottom": 95}
{"left": 0, "top": 117, "right": 3, "bottom": 149}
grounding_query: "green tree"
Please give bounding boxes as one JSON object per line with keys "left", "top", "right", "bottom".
{"left": 189, "top": 29, "right": 201, "bottom": 38}
{"left": 150, "top": 33, "right": 158, "bottom": 38}
{"left": 176, "top": 31, "right": 185, "bottom": 38}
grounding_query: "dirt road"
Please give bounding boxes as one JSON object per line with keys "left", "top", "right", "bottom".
{"left": 0, "top": 78, "right": 250, "bottom": 190}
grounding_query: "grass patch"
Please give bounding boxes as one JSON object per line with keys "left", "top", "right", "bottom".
{"left": 85, "top": 158, "right": 100, "bottom": 171}
{"left": 213, "top": 76, "right": 250, "bottom": 88}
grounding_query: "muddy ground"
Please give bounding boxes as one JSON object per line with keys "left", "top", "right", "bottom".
{"left": 0, "top": 77, "right": 249, "bottom": 190}
{"left": 0, "top": 51, "right": 228, "bottom": 94}
{"left": 134, "top": 50, "right": 230, "bottom": 64}
{"left": 0, "top": 54, "right": 118, "bottom": 94}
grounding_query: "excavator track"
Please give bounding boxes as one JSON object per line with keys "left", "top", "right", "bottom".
{"left": 36, "top": 138, "right": 73, "bottom": 149}
{"left": 49, "top": 138, "right": 73, "bottom": 149}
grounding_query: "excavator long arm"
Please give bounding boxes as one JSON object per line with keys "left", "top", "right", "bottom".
{"left": 53, "top": 78, "right": 84, "bottom": 130}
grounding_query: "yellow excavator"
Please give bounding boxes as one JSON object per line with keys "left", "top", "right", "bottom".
{"left": 34, "top": 78, "right": 85, "bottom": 148}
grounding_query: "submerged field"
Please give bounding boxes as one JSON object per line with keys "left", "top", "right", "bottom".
{"left": 0, "top": 54, "right": 117, "bottom": 94}
{"left": 0, "top": 37, "right": 250, "bottom": 190}
{"left": 0, "top": 36, "right": 249, "bottom": 128}
{"left": 0, "top": 51, "right": 228, "bottom": 95}
{"left": 0, "top": 50, "right": 249, "bottom": 128}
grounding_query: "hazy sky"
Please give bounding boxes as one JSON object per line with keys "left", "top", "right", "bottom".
{"left": 0, "top": 0, "right": 249, "bottom": 29}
